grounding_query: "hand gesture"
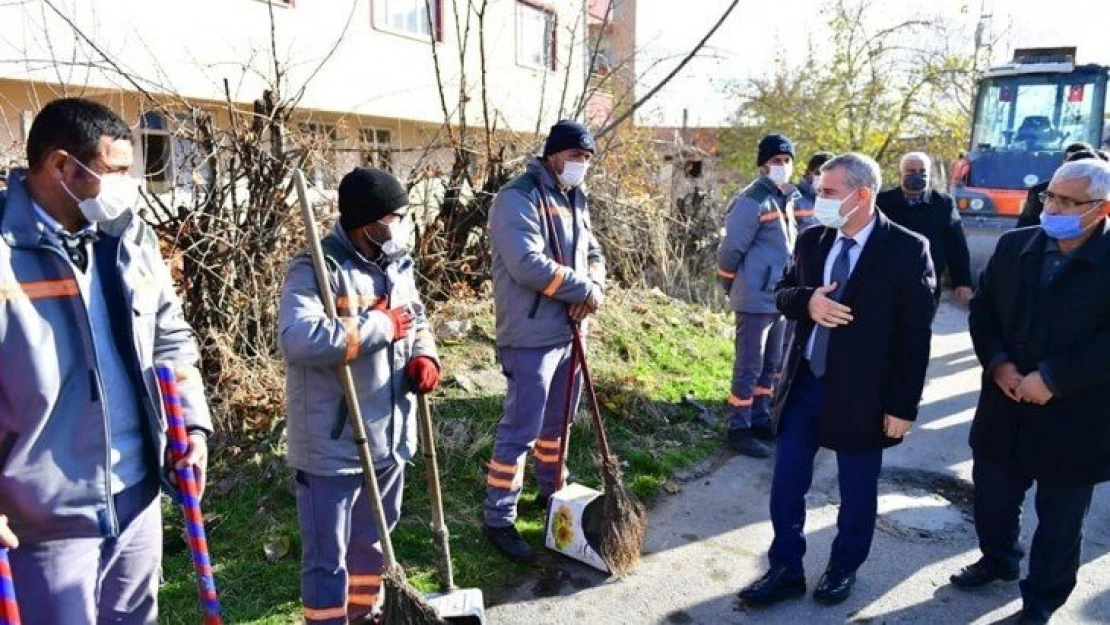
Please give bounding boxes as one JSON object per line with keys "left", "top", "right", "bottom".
{"left": 808, "top": 283, "right": 853, "bottom": 328}
{"left": 1016, "top": 371, "right": 1053, "bottom": 405}
{"left": 992, "top": 361, "right": 1023, "bottom": 402}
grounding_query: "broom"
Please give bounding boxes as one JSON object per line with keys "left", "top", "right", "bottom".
{"left": 293, "top": 170, "right": 442, "bottom": 625}
{"left": 536, "top": 188, "right": 646, "bottom": 575}
{"left": 0, "top": 549, "right": 20, "bottom": 625}
{"left": 155, "top": 366, "right": 223, "bottom": 625}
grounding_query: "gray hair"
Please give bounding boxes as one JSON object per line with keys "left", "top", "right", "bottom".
{"left": 820, "top": 152, "right": 882, "bottom": 195}
{"left": 1053, "top": 160, "right": 1110, "bottom": 200}
{"left": 899, "top": 151, "right": 932, "bottom": 172}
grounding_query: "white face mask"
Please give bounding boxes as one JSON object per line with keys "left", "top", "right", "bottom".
{"left": 767, "top": 163, "right": 793, "bottom": 186}
{"left": 814, "top": 190, "right": 860, "bottom": 230}
{"left": 62, "top": 156, "right": 140, "bottom": 223}
{"left": 366, "top": 217, "right": 412, "bottom": 261}
{"left": 557, "top": 160, "right": 589, "bottom": 188}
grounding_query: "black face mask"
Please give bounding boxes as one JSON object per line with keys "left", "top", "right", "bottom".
{"left": 903, "top": 172, "right": 928, "bottom": 193}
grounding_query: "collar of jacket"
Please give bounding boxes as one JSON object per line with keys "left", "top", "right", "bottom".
{"left": 1022, "top": 217, "right": 1110, "bottom": 266}
{"left": 332, "top": 222, "right": 412, "bottom": 272}
{"left": 2, "top": 169, "right": 137, "bottom": 250}
{"left": 756, "top": 175, "right": 794, "bottom": 199}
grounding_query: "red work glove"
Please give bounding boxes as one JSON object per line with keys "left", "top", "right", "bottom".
{"left": 384, "top": 306, "right": 413, "bottom": 341}
{"left": 406, "top": 356, "right": 441, "bottom": 394}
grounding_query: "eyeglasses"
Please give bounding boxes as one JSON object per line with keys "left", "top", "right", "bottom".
{"left": 1038, "top": 191, "right": 1103, "bottom": 211}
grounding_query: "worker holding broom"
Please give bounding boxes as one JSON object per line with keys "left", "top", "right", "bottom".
{"left": 483, "top": 120, "right": 607, "bottom": 563}
{"left": 0, "top": 97, "right": 214, "bottom": 624}
{"left": 279, "top": 166, "right": 441, "bottom": 624}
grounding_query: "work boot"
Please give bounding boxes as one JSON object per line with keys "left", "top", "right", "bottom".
{"left": 751, "top": 420, "right": 776, "bottom": 442}
{"left": 737, "top": 564, "right": 806, "bottom": 607}
{"left": 484, "top": 524, "right": 536, "bottom": 563}
{"left": 727, "top": 428, "right": 771, "bottom": 458}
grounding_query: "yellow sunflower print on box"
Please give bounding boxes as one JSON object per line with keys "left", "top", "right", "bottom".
{"left": 552, "top": 504, "right": 575, "bottom": 550}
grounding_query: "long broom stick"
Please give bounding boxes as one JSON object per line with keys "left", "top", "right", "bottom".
{"left": 536, "top": 186, "right": 646, "bottom": 575}
{"left": 155, "top": 366, "right": 223, "bottom": 625}
{"left": 0, "top": 549, "right": 20, "bottom": 625}
{"left": 293, "top": 170, "right": 441, "bottom": 625}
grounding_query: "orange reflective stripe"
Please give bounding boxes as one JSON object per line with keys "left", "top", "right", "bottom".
{"left": 793, "top": 209, "right": 814, "bottom": 217}
{"left": 754, "top": 386, "right": 775, "bottom": 396}
{"left": 728, "top": 394, "right": 754, "bottom": 407}
{"left": 759, "top": 210, "right": 781, "bottom": 223}
{"left": 535, "top": 438, "right": 561, "bottom": 451}
{"left": 348, "top": 592, "right": 379, "bottom": 606}
{"left": 534, "top": 450, "right": 560, "bottom": 464}
{"left": 541, "top": 267, "right": 569, "bottom": 297}
{"left": 341, "top": 317, "right": 360, "bottom": 363}
{"left": 717, "top": 268, "right": 736, "bottom": 279}
{"left": 348, "top": 574, "right": 382, "bottom": 587}
{"left": 336, "top": 294, "right": 382, "bottom": 313}
{"left": 487, "top": 476, "right": 515, "bottom": 490}
{"left": 303, "top": 606, "right": 348, "bottom": 621}
{"left": 488, "top": 459, "right": 518, "bottom": 475}
{"left": 0, "top": 279, "right": 80, "bottom": 301}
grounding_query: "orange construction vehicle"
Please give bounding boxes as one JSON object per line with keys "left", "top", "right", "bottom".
{"left": 950, "top": 47, "right": 1109, "bottom": 228}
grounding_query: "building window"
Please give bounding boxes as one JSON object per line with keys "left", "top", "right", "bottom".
{"left": 139, "top": 112, "right": 172, "bottom": 192}
{"left": 360, "top": 128, "right": 394, "bottom": 173}
{"left": 517, "top": 1, "right": 556, "bottom": 71}
{"left": 375, "top": 0, "right": 442, "bottom": 41}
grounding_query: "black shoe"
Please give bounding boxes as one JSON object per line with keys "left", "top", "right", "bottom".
{"left": 1016, "top": 606, "right": 1050, "bottom": 625}
{"left": 950, "top": 559, "right": 1019, "bottom": 589}
{"left": 727, "top": 428, "right": 771, "bottom": 458}
{"left": 751, "top": 420, "right": 776, "bottom": 442}
{"left": 737, "top": 564, "right": 806, "bottom": 607}
{"left": 813, "top": 565, "right": 856, "bottom": 605}
{"left": 484, "top": 524, "right": 536, "bottom": 563}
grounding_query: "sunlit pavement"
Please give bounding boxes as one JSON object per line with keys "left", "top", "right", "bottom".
{"left": 484, "top": 298, "right": 1110, "bottom": 624}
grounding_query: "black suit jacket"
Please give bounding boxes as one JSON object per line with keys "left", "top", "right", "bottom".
{"left": 876, "top": 188, "right": 973, "bottom": 291}
{"left": 968, "top": 221, "right": 1110, "bottom": 485}
{"left": 1015, "top": 180, "right": 1048, "bottom": 229}
{"left": 773, "top": 213, "right": 937, "bottom": 452}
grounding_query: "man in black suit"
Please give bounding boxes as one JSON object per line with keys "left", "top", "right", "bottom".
{"left": 737, "top": 153, "right": 936, "bottom": 607}
{"left": 954, "top": 159, "right": 1110, "bottom": 625}
{"left": 877, "top": 151, "right": 973, "bottom": 308}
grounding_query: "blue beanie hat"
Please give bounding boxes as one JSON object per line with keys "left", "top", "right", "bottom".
{"left": 543, "top": 120, "right": 596, "bottom": 157}
{"left": 757, "top": 133, "right": 795, "bottom": 167}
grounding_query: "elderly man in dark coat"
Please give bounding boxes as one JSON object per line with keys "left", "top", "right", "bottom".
{"left": 956, "top": 159, "right": 1110, "bottom": 625}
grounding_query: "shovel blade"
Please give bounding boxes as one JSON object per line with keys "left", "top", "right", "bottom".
{"left": 425, "top": 588, "right": 485, "bottom": 625}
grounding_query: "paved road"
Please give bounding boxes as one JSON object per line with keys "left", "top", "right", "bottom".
{"left": 485, "top": 298, "right": 1110, "bottom": 624}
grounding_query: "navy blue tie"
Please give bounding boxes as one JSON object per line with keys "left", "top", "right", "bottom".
{"left": 809, "top": 238, "right": 856, "bottom": 377}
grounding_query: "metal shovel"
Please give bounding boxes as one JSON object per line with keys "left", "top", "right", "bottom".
{"left": 416, "top": 394, "right": 486, "bottom": 624}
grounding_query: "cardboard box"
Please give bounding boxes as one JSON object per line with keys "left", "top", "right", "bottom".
{"left": 544, "top": 483, "right": 609, "bottom": 573}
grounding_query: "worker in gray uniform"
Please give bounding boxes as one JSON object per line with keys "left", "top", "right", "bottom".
{"left": 483, "top": 120, "right": 606, "bottom": 562}
{"left": 717, "top": 133, "right": 799, "bottom": 458}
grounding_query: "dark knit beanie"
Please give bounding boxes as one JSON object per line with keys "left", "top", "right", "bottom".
{"left": 757, "top": 133, "right": 795, "bottom": 167}
{"left": 337, "top": 167, "right": 409, "bottom": 231}
{"left": 543, "top": 120, "right": 596, "bottom": 157}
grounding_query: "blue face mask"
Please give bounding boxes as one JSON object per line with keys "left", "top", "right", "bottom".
{"left": 1040, "top": 203, "right": 1103, "bottom": 240}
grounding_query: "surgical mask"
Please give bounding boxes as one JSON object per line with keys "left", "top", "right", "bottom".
{"left": 1039, "top": 203, "right": 1103, "bottom": 240}
{"left": 814, "top": 191, "right": 860, "bottom": 230}
{"left": 557, "top": 160, "right": 589, "bottom": 188}
{"left": 365, "top": 217, "right": 412, "bottom": 260}
{"left": 62, "top": 156, "right": 140, "bottom": 223}
{"left": 767, "top": 164, "right": 792, "bottom": 186}
{"left": 902, "top": 172, "right": 928, "bottom": 193}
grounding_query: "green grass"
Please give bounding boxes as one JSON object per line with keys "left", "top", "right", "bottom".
{"left": 159, "top": 288, "right": 734, "bottom": 623}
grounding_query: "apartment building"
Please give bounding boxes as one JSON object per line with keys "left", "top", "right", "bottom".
{"left": 0, "top": 0, "right": 601, "bottom": 191}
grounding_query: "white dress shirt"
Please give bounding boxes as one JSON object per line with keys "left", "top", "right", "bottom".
{"left": 806, "top": 215, "right": 878, "bottom": 360}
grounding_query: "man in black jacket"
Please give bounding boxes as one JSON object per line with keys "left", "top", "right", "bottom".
{"left": 955, "top": 160, "right": 1110, "bottom": 625}
{"left": 737, "top": 153, "right": 936, "bottom": 608}
{"left": 1015, "top": 142, "right": 1096, "bottom": 228}
{"left": 877, "top": 151, "right": 973, "bottom": 307}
